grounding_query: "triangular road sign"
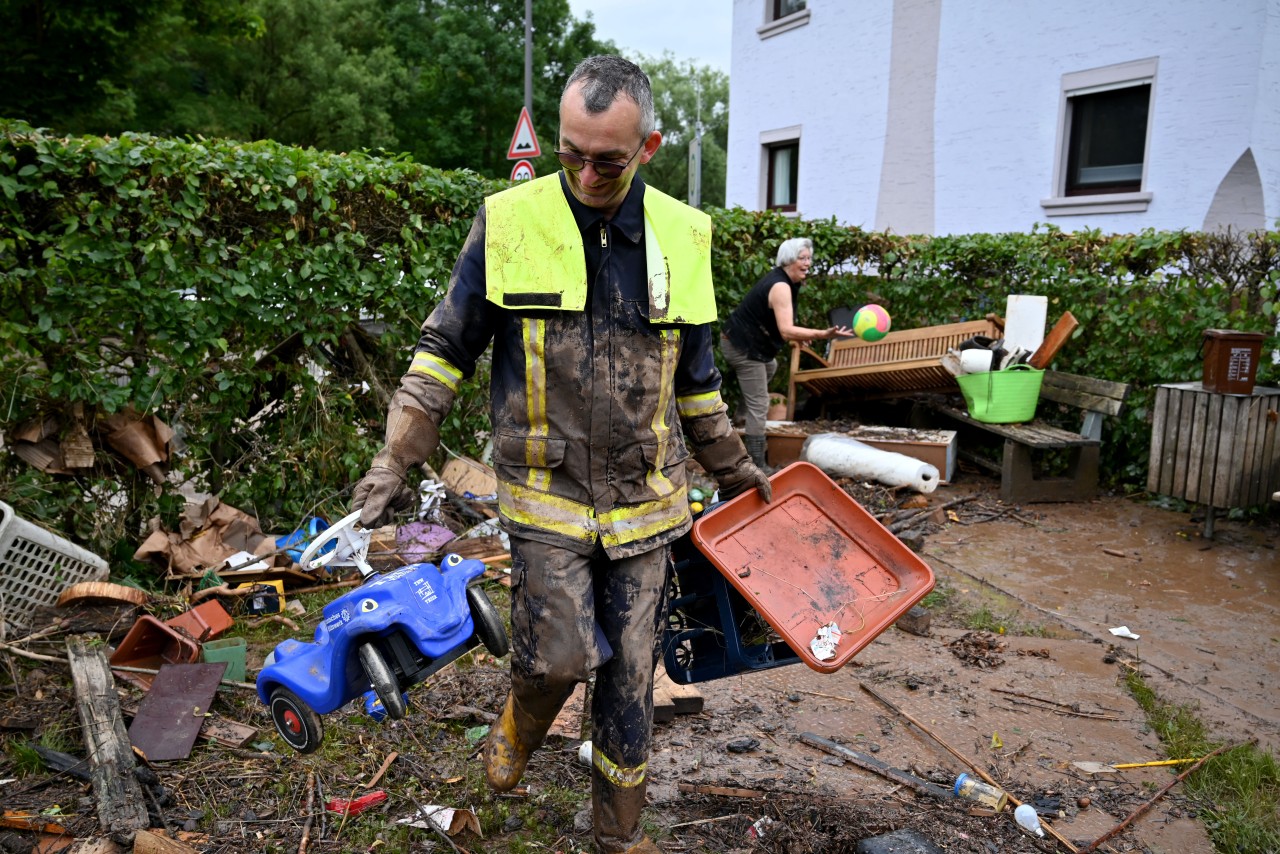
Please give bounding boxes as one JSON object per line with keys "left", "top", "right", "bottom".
{"left": 507, "top": 106, "right": 541, "bottom": 160}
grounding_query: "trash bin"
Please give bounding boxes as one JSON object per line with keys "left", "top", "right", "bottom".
{"left": 1201, "top": 329, "right": 1266, "bottom": 395}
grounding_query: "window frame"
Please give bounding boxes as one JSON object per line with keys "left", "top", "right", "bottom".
{"left": 758, "top": 0, "right": 810, "bottom": 39}
{"left": 759, "top": 126, "right": 801, "bottom": 214}
{"left": 1041, "top": 57, "right": 1158, "bottom": 217}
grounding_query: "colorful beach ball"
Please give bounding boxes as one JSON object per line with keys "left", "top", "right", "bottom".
{"left": 853, "top": 304, "right": 891, "bottom": 342}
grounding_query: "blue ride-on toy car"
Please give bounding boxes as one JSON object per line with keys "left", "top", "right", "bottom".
{"left": 256, "top": 510, "right": 508, "bottom": 753}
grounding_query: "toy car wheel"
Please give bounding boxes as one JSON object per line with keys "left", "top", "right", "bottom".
{"left": 358, "top": 641, "right": 407, "bottom": 720}
{"left": 467, "top": 585, "right": 509, "bottom": 657}
{"left": 269, "top": 686, "right": 324, "bottom": 754}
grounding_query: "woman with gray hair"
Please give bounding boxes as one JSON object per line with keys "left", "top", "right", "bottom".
{"left": 720, "top": 237, "right": 850, "bottom": 468}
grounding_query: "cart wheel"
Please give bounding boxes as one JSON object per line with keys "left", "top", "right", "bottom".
{"left": 467, "top": 585, "right": 509, "bottom": 657}
{"left": 358, "top": 642, "right": 407, "bottom": 721}
{"left": 269, "top": 686, "right": 324, "bottom": 754}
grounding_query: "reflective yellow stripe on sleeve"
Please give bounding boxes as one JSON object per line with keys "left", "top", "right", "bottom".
{"left": 677, "top": 390, "right": 727, "bottom": 419}
{"left": 408, "top": 352, "right": 463, "bottom": 393}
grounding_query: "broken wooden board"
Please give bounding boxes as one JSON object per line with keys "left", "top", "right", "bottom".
{"left": 65, "top": 635, "right": 150, "bottom": 837}
{"left": 122, "top": 704, "right": 257, "bottom": 749}
{"left": 440, "top": 457, "right": 497, "bottom": 498}
{"left": 128, "top": 662, "right": 227, "bottom": 761}
{"left": 653, "top": 663, "right": 703, "bottom": 723}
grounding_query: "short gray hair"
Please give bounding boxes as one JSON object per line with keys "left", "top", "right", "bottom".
{"left": 776, "top": 237, "right": 813, "bottom": 267}
{"left": 562, "top": 55, "right": 656, "bottom": 138}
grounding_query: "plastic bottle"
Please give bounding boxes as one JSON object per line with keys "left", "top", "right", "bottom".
{"left": 1014, "top": 803, "right": 1045, "bottom": 837}
{"left": 953, "top": 773, "right": 1009, "bottom": 810}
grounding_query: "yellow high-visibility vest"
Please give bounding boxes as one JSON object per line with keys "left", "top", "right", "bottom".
{"left": 484, "top": 174, "right": 716, "bottom": 325}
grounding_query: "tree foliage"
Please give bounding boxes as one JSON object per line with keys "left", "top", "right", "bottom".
{"left": 632, "top": 51, "right": 729, "bottom": 208}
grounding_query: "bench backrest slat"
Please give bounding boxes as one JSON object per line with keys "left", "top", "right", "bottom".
{"left": 1040, "top": 371, "right": 1130, "bottom": 416}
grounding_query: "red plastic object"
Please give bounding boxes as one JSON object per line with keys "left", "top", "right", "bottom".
{"left": 165, "top": 599, "right": 233, "bottom": 642}
{"left": 693, "top": 461, "right": 935, "bottom": 673}
{"left": 109, "top": 614, "right": 201, "bottom": 670}
{"left": 325, "top": 790, "right": 387, "bottom": 816}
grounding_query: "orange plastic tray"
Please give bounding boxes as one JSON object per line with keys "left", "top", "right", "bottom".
{"left": 693, "top": 461, "right": 935, "bottom": 673}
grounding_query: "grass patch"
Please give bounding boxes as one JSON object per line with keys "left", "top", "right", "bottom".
{"left": 1124, "top": 670, "right": 1280, "bottom": 853}
{"left": 923, "top": 576, "right": 1060, "bottom": 638}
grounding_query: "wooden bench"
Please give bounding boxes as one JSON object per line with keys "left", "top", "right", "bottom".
{"left": 916, "top": 371, "right": 1131, "bottom": 503}
{"left": 787, "top": 318, "right": 1003, "bottom": 418}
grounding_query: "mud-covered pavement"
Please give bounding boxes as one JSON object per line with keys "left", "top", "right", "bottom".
{"left": 1, "top": 480, "right": 1275, "bottom": 853}
{"left": 641, "top": 485, "right": 1278, "bottom": 853}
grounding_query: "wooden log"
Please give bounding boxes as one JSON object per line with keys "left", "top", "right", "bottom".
{"left": 65, "top": 635, "right": 150, "bottom": 840}
{"left": 1028, "top": 311, "right": 1079, "bottom": 369}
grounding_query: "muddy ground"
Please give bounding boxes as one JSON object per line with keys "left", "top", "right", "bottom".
{"left": 1, "top": 469, "right": 1277, "bottom": 853}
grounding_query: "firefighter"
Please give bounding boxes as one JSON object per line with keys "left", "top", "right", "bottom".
{"left": 352, "top": 55, "right": 770, "bottom": 854}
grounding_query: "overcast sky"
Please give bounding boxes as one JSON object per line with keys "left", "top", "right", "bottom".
{"left": 565, "top": 0, "right": 732, "bottom": 73}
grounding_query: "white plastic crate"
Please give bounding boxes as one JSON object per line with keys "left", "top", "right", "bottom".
{"left": 0, "top": 500, "right": 109, "bottom": 628}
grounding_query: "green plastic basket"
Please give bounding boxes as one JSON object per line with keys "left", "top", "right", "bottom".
{"left": 956, "top": 365, "right": 1044, "bottom": 423}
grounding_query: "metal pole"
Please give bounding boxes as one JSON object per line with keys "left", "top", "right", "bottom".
{"left": 524, "top": 0, "right": 533, "bottom": 114}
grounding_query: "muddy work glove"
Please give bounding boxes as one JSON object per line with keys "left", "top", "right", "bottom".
{"left": 352, "top": 402, "right": 440, "bottom": 528}
{"left": 695, "top": 434, "right": 772, "bottom": 504}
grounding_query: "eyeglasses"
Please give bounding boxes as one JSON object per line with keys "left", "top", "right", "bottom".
{"left": 554, "top": 141, "right": 645, "bottom": 180}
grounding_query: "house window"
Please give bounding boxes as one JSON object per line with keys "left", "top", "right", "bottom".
{"left": 771, "top": 0, "right": 806, "bottom": 20}
{"left": 758, "top": 0, "right": 809, "bottom": 38}
{"left": 1042, "top": 58, "right": 1157, "bottom": 216}
{"left": 1065, "top": 84, "right": 1151, "bottom": 196}
{"left": 767, "top": 141, "right": 799, "bottom": 211}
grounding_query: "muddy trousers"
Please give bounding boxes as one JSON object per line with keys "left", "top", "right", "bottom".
{"left": 508, "top": 536, "right": 670, "bottom": 853}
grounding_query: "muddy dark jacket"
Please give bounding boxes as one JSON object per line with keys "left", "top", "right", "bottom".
{"left": 403, "top": 173, "right": 741, "bottom": 559}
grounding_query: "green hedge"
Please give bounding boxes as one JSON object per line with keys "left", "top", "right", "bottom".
{"left": 2, "top": 122, "right": 1277, "bottom": 565}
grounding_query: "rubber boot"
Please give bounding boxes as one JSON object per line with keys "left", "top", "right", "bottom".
{"left": 593, "top": 766, "right": 656, "bottom": 853}
{"left": 483, "top": 692, "right": 560, "bottom": 792}
{"left": 744, "top": 434, "right": 771, "bottom": 472}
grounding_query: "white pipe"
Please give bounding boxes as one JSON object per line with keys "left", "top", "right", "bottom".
{"left": 800, "top": 434, "right": 940, "bottom": 494}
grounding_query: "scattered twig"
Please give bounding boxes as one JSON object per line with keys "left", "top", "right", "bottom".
{"left": 669, "top": 813, "right": 748, "bottom": 829}
{"left": 1081, "top": 740, "right": 1250, "bottom": 852}
{"left": 298, "top": 771, "right": 316, "bottom": 854}
{"left": 0, "top": 639, "right": 63, "bottom": 663}
{"left": 678, "top": 782, "right": 765, "bottom": 799}
{"left": 887, "top": 495, "right": 978, "bottom": 533}
{"left": 364, "top": 751, "right": 397, "bottom": 789}
{"left": 244, "top": 614, "right": 300, "bottom": 632}
{"left": 1101, "top": 548, "right": 1140, "bottom": 561}
{"left": 992, "top": 689, "right": 1122, "bottom": 721}
{"left": 859, "top": 682, "right": 1080, "bottom": 854}
{"left": 108, "top": 664, "right": 256, "bottom": 691}
{"left": 403, "top": 793, "right": 462, "bottom": 854}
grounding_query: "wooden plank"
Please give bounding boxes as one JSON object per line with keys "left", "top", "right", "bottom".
{"left": 1197, "top": 394, "right": 1224, "bottom": 505}
{"left": 1028, "top": 311, "right": 1079, "bottom": 369}
{"left": 1182, "top": 391, "right": 1208, "bottom": 503}
{"left": 65, "top": 636, "right": 150, "bottom": 838}
{"left": 1148, "top": 386, "right": 1169, "bottom": 495}
{"left": 1213, "top": 396, "right": 1242, "bottom": 507}
{"left": 654, "top": 664, "right": 703, "bottom": 716}
{"left": 1041, "top": 370, "right": 1130, "bottom": 403}
{"left": 1241, "top": 397, "right": 1263, "bottom": 506}
{"left": 1159, "top": 387, "right": 1182, "bottom": 497}
{"left": 1264, "top": 399, "right": 1280, "bottom": 502}
{"left": 1171, "top": 388, "right": 1195, "bottom": 500}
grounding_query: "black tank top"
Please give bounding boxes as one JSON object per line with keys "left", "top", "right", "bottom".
{"left": 722, "top": 267, "right": 799, "bottom": 361}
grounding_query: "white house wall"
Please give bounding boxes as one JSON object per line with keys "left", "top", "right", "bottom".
{"left": 727, "top": 0, "right": 1280, "bottom": 235}
{"left": 727, "top": 0, "right": 895, "bottom": 229}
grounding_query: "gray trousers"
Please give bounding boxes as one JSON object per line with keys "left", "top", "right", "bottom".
{"left": 721, "top": 335, "right": 778, "bottom": 435}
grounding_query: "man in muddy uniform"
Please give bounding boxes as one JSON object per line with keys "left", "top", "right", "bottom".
{"left": 352, "top": 55, "right": 770, "bottom": 853}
